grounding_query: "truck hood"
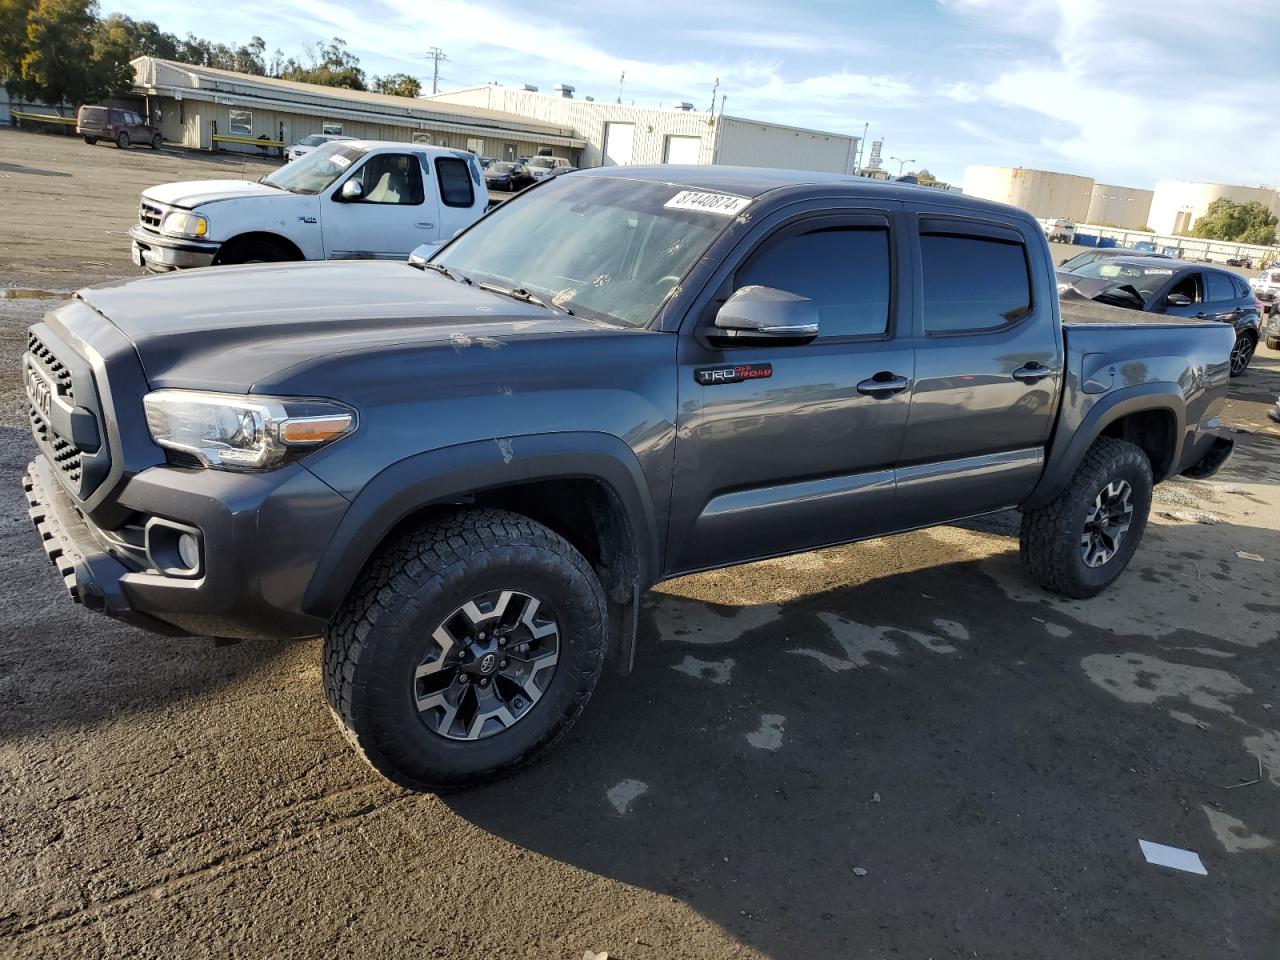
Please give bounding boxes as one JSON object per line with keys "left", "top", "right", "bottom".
{"left": 142, "top": 179, "right": 289, "bottom": 209}
{"left": 77, "top": 261, "right": 617, "bottom": 391}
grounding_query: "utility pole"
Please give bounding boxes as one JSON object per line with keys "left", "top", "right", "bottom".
{"left": 855, "top": 121, "right": 868, "bottom": 173}
{"left": 708, "top": 77, "right": 719, "bottom": 113}
{"left": 617, "top": 70, "right": 625, "bottom": 104}
{"left": 427, "top": 47, "right": 448, "bottom": 95}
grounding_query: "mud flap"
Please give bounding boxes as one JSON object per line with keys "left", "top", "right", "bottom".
{"left": 608, "top": 579, "right": 641, "bottom": 676}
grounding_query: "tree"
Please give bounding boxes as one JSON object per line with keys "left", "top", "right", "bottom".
{"left": 4, "top": 0, "right": 130, "bottom": 110}
{"left": 1189, "top": 198, "right": 1278, "bottom": 246}
{"left": 279, "top": 37, "right": 365, "bottom": 90}
{"left": 372, "top": 72, "right": 420, "bottom": 98}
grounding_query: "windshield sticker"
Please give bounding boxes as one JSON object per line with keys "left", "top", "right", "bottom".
{"left": 665, "top": 190, "right": 751, "bottom": 216}
{"left": 1144, "top": 268, "right": 1174, "bottom": 275}
{"left": 331, "top": 154, "right": 352, "bottom": 168}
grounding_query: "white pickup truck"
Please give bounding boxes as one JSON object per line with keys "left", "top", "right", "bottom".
{"left": 128, "top": 141, "right": 487, "bottom": 271}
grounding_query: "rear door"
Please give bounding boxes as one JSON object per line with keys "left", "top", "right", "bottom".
{"left": 1202, "top": 269, "right": 1245, "bottom": 323}
{"left": 323, "top": 151, "right": 440, "bottom": 258}
{"left": 894, "top": 207, "right": 1062, "bottom": 526}
{"left": 667, "top": 202, "right": 915, "bottom": 574}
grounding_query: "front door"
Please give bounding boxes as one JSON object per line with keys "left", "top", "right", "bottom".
{"left": 324, "top": 151, "right": 440, "bottom": 258}
{"left": 894, "top": 209, "right": 1063, "bottom": 527}
{"left": 667, "top": 206, "right": 915, "bottom": 574}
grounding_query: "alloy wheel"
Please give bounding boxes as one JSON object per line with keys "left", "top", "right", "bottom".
{"left": 413, "top": 589, "right": 560, "bottom": 741}
{"left": 1231, "top": 336, "right": 1254, "bottom": 375}
{"left": 1080, "top": 480, "right": 1134, "bottom": 568}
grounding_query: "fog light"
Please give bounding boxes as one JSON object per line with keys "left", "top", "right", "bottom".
{"left": 178, "top": 533, "right": 200, "bottom": 570}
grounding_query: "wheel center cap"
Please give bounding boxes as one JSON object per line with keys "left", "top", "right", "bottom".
{"left": 477, "top": 652, "right": 498, "bottom": 676}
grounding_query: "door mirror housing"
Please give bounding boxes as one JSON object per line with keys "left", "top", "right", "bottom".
{"left": 1165, "top": 292, "right": 1193, "bottom": 307}
{"left": 712, "top": 285, "right": 819, "bottom": 344}
{"left": 339, "top": 179, "right": 364, "bottom": 201}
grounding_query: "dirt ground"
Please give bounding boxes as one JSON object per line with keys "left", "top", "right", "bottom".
{"left": 2, "top": 128, "right": 1279, "bottom": 959}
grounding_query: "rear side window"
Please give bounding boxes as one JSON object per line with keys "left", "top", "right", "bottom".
{"left": 1233, "top": 277, "right": 1250, "bottom": 297}
{"left": 736, "top": 226, "right": 891, "bottom": 338}
{"left": 921, "top": 233, "right": 1032, "bottom": 333}
{"left": 1205, "top": 271, "right": 1235, "bottom": 301}
{"left": 436, "top": 157, "right": 475, "bottom": 208}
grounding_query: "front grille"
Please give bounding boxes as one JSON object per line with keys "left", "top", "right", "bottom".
{"left": 139, "top": 201, "right": 163, "bottom": 228}
{"left": 28, "top": 404, "right": 83, "bottom": 483}
{"left": 27, "top": 330, "right": 74, "bottom": 404}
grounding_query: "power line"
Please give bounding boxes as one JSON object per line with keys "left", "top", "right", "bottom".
{"left": 426, "top": 47, "right": 448, "bottom": 95}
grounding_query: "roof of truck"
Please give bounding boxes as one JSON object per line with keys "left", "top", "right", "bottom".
{"left": 575, "top": 164, "right": 1020, "bottom": 217}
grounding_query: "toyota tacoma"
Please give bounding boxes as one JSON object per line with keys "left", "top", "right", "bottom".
{"left": 23, "top": 167, "right": 1236, "bottom": 790}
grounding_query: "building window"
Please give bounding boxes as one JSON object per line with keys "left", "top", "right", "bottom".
{"left": 466, "top": 138, "right": 484, "bottom": 155}
{"left": 322, "top": 121, "right": 343, "bottom": 135}
{"left": 436, "top": 157, "right": 475, "bottom": 208}
{"left": 229, "top": 109, "right": 252, "bottom": 136}
{"left": 412, "top": 131, "right": 433, "bottom": 144}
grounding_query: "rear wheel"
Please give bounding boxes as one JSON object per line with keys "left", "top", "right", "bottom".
{"left": 323, "top": 509, "right": 608, "bottom": 791}
{"left": 82, "top": 135, "right": 97, "bottom": 145}
{"left": 1230, "top": 333, "right": 1255, "bottom": 377}
{"left": 150, "top": 133, "right": 162, "bottom": 149}
{"left": 115, "top": 130, "right": 129, "bottom": 149}
{"left": 1020, "top": 437, "right": 1153, "bottom": 599}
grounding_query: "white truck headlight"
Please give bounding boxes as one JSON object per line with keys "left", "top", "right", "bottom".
{"left": 161, "top": 212, "right": 209, "bottom": 239}
{"left": 143, "top": 390, "right": 356, "bottom": 470}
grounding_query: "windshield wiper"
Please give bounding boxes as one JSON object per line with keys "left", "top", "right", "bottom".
{"left": 478, "top": 282, "right": 573, "bottom": 316}
{"left": 421, "top": 262, "right": 472, "bottom": 285}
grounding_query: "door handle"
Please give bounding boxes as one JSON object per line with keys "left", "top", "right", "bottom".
{"left": 856, "top": 372, "right": 910, "bottom": 397}
{"left": 1012, "top": 362, "right": 1053, "bottom": 383}
{"left": 415, "top": 221, "right": 435, "bottom": 229}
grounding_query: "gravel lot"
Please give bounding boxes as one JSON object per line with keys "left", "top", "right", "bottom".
{"left": 2, "top": 128, "right": 1279, "bottom": 959}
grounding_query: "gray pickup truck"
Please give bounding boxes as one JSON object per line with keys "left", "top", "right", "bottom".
{"left": 22, "top": 167, "right": 1236, "bottom": 790}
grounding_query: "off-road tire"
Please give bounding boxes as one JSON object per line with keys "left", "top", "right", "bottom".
{"left": 1019, "top": 437, "right": 1153, "bottom": 599}
{"left": 115, "top": 131, "right": 129, "bottom": 148}
{"left": 213, "top": 238, "right": 292, "bottom": 266}
{"left": 323, "top": 508, "right": 608, "bottom": 791}
{"left": 1266, "top": 337, "right": 1279, "bottom": 351}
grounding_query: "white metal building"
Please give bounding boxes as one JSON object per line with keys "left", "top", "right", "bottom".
{"left": 1147, "top": 180, "right": 1280, "bottom": 236}
{"left": 129, "top": 57, "right": 586, "bottom": 158}
{"left": 961, "top": 166, "right": 1095, "bottom": 221}
{"left": 428, "top": 85, "right": 861, "bottom": 173}
{"left": 1085, "top": 184, "right": 1154, "bottom": 231}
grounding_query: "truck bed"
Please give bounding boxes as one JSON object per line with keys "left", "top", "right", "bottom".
{"left": 1058, "top": 299, "right": 1222, "bottom": 328}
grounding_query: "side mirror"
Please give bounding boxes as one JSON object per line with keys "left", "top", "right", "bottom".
{"left": 712, "top": 285, "right": 819, "bottom": 344}
{"left": 1165, "top": 293, "right": 1192, "bottom": 307}
{"left": 339, "top": 179, "right": 364, "bottom": 201}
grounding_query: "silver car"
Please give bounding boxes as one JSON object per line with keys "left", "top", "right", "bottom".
{"left": 285, "top": 133, "right": 355, "bottom": 162}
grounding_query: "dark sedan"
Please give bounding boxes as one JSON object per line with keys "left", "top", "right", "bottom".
{"left": 484, "top": 161, "right": 534, "bottom": 192}
{"left": 1059, "top": 256, "right": 1264, "bottom": 376}
{"left": 1058, "top": 248, "right": 1173, "bottom": 272}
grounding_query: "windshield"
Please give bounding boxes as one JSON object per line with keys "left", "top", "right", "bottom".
{"left": 433, "top": 176, "right": 739, "bottom": 327}
{"left": 1072, "top": 261, "right": 1176, "bottom": 301}
{"left": 527, "top": 157, "right": 554, "bottom": 168}
{"left": 488, "top": 162, "right": 515, "bottom": 174}
{"left": 298, "top": 135, "right": 327, "bottom": 147}
{"left": 264, "top": 143, "right": 367, "bottom": 194}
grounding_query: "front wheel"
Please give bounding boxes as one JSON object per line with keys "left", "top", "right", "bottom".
{"left": 212, "top": 238, "right": 291, "bottom": 266}
{"left": 1020, "top": 437, "right": 1153, "bottom": 599}
{"left": 323, "top": 509, "right": 608, "bottom": 791}
{"left": 1230, "top": 333, "right": 1255, "bottom": 377}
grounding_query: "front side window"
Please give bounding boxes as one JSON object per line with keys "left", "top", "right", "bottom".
{"left": 434, "top": 176, "right": 733, "bottom": 327}
{"left": 436, "top": 157, "right": 475, "bottom": 207}
{"left": 229, "top": 109, "right": 252, "bottom": 136}
{"left": 1165, "top": 274, "right": 1202, "bottom": 304}
{"left": 352, "top": 154, "right": 424, "bottom": 205}
{"left": 736, "top": 226, "right": 891, "bottom": 338}
{"left": 1205, "top": 271, "right": 1235, "bottom": 302}
{"left": 263, "top": 143, "right": 368, "bottom": 195}
{"left": 921, "top": 233, "right": 1032, "bottom": 333}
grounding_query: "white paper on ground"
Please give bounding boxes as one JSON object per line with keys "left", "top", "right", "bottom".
{"left": 1139, "top": 839, "right": 1207, "bottom": 875}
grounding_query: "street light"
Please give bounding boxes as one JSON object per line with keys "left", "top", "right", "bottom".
{"left": 889, "top": 156, "right": 914, "bottom": 176}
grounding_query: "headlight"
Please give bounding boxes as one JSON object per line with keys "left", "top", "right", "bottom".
{"left": 161, "top": 211, "right": 208, "bottom": 239}
{"left": 143, "top": 390, "right": 356, "bottom": 470}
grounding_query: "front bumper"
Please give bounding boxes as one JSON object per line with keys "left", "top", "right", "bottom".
{"left": 128, "top": 224, "right": 220, "bottom": 272}
{"left": 22, "top": 454, "right": 350, "bottom": 640}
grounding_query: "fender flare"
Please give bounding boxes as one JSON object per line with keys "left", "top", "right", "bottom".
{"left": 300, "top": 432, "right": 661, "bottom": 619}
{"left": 1026, "top": 384, "right": 1186, "bottom": 508}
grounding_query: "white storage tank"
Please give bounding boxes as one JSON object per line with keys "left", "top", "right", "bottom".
{"left": 1086, "top": 184, "right": 1154, "bottom": 230}
{"left": 1148, "top": 180, "right": 1280, "bottom": 236}
{"left": 961, "top": 166, "right": 1094, "bottom": 221}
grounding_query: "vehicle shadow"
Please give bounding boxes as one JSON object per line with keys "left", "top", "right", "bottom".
{"left": 0, "top": 160, "right": 70, "bottom": 178}
{"left": 446, "top": 517, "right": 1279, "bottom": 959}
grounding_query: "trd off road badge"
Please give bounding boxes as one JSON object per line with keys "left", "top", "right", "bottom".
{"left": 694, "top": 363, "right": 773, "bottom": 386}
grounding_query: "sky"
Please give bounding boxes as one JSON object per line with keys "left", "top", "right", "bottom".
{"left": 110, "top": 0, "right": 1280, "bottom": 189}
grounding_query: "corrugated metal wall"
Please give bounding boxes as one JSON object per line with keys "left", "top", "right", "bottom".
{"left": 713, "top": 117, "right": 857, "bottom": 173}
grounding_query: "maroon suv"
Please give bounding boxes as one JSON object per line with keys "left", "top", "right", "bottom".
{"left": 76, "top": 105, "right": 162, "bottom": 149}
